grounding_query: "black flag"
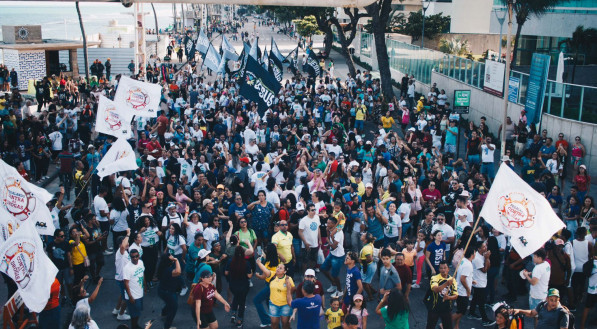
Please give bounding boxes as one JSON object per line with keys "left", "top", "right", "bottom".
{"left": 268, "top": 50, "right": 283, "bottom": 82}
{"left": 285, "top": 46, "right": 299, "bottom": 75}
{"left": 184, "top": 33, "right": 197, "bottom": 60}
{"left": 306, "top": 50, "right": 320, "bottom": 77}
{"left": 239, "top": 56, "right": 281, "bottom": 115}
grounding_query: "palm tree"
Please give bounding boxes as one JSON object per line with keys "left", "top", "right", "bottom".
{"left": 502, "top": 0, "right": 566, "bottom": 66}
{"left": 562, "top": 25, "right": 597, "bottom": 83}
{"left": 151, "top": 3, "right": 159, "bottom": 55}
{"left": 76, "top": 1, "right": 89, "bottom": 82}
{"left": 439, "top": 37, "right": 470, "bottom": 57}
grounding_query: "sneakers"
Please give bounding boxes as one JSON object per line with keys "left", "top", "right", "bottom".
{"left": 332, "top": 290, "right": 343, "bottom": 298}
{"left": 326, "top": 286, "right": 337, "bottom": 293}
{"left": 467, "top": 313, "right": 482, "bottom": 320}
{"left": 482, "top": 320, "right": 496, "bottom": 326}
{"left": 180, "top": 286, "right": 188, "bottom": 296}
{"left": 112, "top": 308, "right": 119, "bottom": 315}
{"left": 315, "top": 268, "right": 320, "bottom": 272}
{"left": 259, "top": 324, "right": 271, "bottom": 328}
{"left": 230, "top": 314, "right": 236, "bottom": 323}
{"left": 412, "top": 284, "right": 420, "bottom": 288}
{"left": 103, "top": 250, "right": 114, "bottom": 256}
{"left": 116, "top": 314, "right": 131, "bottom": 321}
{"left": 249, "top": 279, "right": 253, "bottom": 288}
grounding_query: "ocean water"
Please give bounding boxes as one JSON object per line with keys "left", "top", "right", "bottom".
{"left": 0, "top": 1, "right": 177, "bottom": 41}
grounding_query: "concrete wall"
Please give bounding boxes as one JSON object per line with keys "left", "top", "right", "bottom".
{"left": 431, "top": 70, "right": 597, "bottom": 177}
{"left": 411, "top": 33, "right": 503, "bottom": 56}
{"left": 488, "top": 11, "right": 597, "bottom": 39}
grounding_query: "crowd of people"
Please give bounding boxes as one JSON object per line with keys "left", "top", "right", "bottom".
{"left": 0, "top": 14, "right": 596, "bottom": 329}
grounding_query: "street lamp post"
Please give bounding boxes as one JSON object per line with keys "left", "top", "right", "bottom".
{"left": 500, "top": 0, "right": 514, "bottom": 159}
{"left": 493, "top": 8, "right": 506, "bottom": 61}
{"left": 421, "top": 0, "right": 431, "bottom": 48}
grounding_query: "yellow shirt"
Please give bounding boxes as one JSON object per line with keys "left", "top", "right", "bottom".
{"left": 349, "top": 177, "right": 365, "bottom": 196}
{"left": 381, "top": 116, "right": 395, "bottom": 129}
{"left": 70, "top": 240, "right": 87, "bottom": 266}
{"left": 272, "top": 231, "right": 293, "bottom": 263}
{"left": 355, "top": 106, "right": 366, "bottom": 120}
{"left": 325, "top": 308, "right": 344, "bottom": 329}
{"left": 416, "top": 100, "right": 424, "bottom": 113}
{"left": 360, "top": 243, "right": 373, "bottom": 261}
{"left": 333, "top": 210, "right": 346, "bottom": 230}
{"left": 264, "top": 261, "right": 278, "bottom": 283}
{"left": 269, "top": 274, "right": 294, "bottom": 306}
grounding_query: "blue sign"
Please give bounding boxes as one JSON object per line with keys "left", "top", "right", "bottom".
{"left": 508, "top": 76, "right": 520, "bottom": 103}
{"left": 524, "top": 53, "right": 551, "bottom": 125}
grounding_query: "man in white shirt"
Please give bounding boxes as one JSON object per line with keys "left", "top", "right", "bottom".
{"left": 123, "top": 249, "right": 145, "bottom": 329}
{"left": 469, "top": 242, "right": 494, "bottom": 326}
{"left": 299, "top": 204, "right": 322, "bottom": 271}
{"left": 250, "top": 163, "right": 268, "bottom": 196}
{"left": 431, "top": 213, "right": 455, "bottom": 258}
{"left": 523, "top": 248, "right": 551, "bottom": 311}
{"left": 480, "top": 137, "right": 496, "bottom": 182}
{"left": 454, "top": 197, "right": 474, "bottom": 226}
{"left": 93, "top": 187, "right": 112, "bottom": 255}
{"left": 321, "top": 217, "right": 344, "bottom": 298}
{"left": 454, "top": 247, "right": 474, "bottom": 329}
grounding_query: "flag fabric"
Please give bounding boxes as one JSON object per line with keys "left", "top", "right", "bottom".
{"left": 95, "top": 95, "right": 133, "bottom": 139}
{"left": 262, "top": 48, "right": 269, "bottom": 70}
{"left": 217, "top": 55, "right": 227, "bottom": 75}
{"left": 239, "top": 55, "right": 281, "bottom": 115}
{"left": 202, "top": 43, "right": 222, "bottom": 73}
{"left": 271, "top": 38, "right": 284, "bottom": 62}
{"left": 114, "top": 76, "right": 162, "bottom": 117}
{"left": 184, "top": 33, "right": 194, "bottom": 57}
{"left": 479, "top": 164, "right": 565, "bottom": 258}
{"left": 0, "top": 160, "right": 54, "bottom": 236}
{"left": 306, "top": 50, "right": 320, "bottom": 77}
{"left": 197, "top": 27, "right": 210, "bottom": 54}
{"left": 0, "top": 206, "right": 19, "bottom": 245}
{"left": 285, "top": 46, "right": 299, "bottom": 75}
{"left": 0, "top": 220, "right": 58, "bottom": 313}
{"left": 96, "top": 138, "right": 139, "bottom": 179}
{"left": 231, "top": 44, "right": 250, "bottom": 80}
{"left": 283, "top": 46, "right": 298, "bottom": 64}
{"left": 268, "top": 50, "right": 283, "bottom": 82}
{"left": 221, "top": 35, "right": 239, "bottom": 61}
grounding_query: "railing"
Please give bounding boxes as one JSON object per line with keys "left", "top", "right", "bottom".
{"left": 360, "top": 32, "right": 373, "bottom": 59}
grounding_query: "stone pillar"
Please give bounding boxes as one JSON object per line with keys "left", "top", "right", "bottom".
{"left": 69, "top": 49, "right": 79, "bottom": 76}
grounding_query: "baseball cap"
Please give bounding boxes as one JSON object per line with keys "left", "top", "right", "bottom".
{"left": 353, "top": 294, "right": 364, "bottom": 301}
{"left": 365, "top": 182, "right": 373, "bottom": 188}
{"left": 296, "top": 202, "right": 305, "bottom": 211}
{"left": 304, "top": 269, "right": 316, "bottom": 277}
{"left": 240, "top": 157, "right": 251, "bottom": 164}
{"left": 198, "top": 249, "right": 211, "bottom": 259}
{"left": 555, "top": 239, "right": 564, "bottom": 246}
{"left": 202, "top": 199, "right": 212, "bottom": 207}
{"left": 547, "top": 288, "right": 560, "bottom": 298}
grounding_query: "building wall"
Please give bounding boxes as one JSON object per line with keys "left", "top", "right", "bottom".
{"left": 2, "top": 49, "right": 45, "bottom": 91}
{"left": 488, "top": 11, "right": 597, "bottom": 39}
{"left": 449, "top": 0, "right": 493, "bottom": 34}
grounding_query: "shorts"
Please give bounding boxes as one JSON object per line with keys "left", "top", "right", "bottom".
{"left": 586, "top": 293, "right": 597, "bottom": 308}
{"left": 320, "top": 254, "right": 345, "bottom": 277}
{"left": 116, "top": 280, "right": 126, "bottom": 299}
{"left": 529, "top": 296, "right": 542, "bottom": 311}
{"left": 269, "top": 302, "right": 292, "bottom": 318}
{"left": 126, "top": 296, "right": 143, "bottom": 318}
{"left": 199, "top": 311, "right": 217, "bottom": 328}
{"left": 56, "top": 268, "right": 73, "bottom": 285}
{"left": 455, "top": 296, "right": 469, "bottom": 314}
{"left": 360, "top": 262, "right": 377, "bottom": 284}
{"left": 444, "top": 144, "right": 456, "bottom": 154}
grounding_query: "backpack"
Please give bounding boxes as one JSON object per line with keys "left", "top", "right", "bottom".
{"left": 537, "top": 301, "right": 575, "bottom": 329}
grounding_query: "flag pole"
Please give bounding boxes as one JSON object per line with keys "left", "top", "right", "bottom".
{"left": 452, "top": 216, "right": 482, "bottom": 276}
{"left": 500, "top": 0, "right": 514, "bottom": 159}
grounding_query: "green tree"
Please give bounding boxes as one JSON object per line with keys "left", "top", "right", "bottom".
{"left": 293, "top": 15, "right": 322, "bottom": 42}
{"left": 502, "top": 0, "right": 567, "bottom": 66}
{"left": 439, "top": 37, "right": 471, "bottom": 57}
{"left": 561, "top": 25, "right": 597, "bottom": 83}
{"left": 331, "top": 8, "right": 370, "bottom": 77}
{"left": 365, "top": 0, "right": 395, "bottom": 100}
{"left": 395, "top": 10, "right": 451, "bottom": 43}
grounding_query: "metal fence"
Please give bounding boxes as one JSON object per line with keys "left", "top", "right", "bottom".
{"left": 359, "top": 32, "right": 597, "bottom": 124}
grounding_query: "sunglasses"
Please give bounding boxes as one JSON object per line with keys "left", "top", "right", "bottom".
{"left": 240, "top": 220, "right": 247, "bottom": 223}
{"left": 279, "top": 223, "right": 288, "bottom": 226}
{"left": 57, "top": 234, "right": 65, "bottom": 238}
{"left": 131, "top": 255, "right": 140, "bottom": 259}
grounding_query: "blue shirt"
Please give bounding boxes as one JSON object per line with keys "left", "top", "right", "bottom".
{"left": 291, "top": 295, "right": 322, "bottom": 329}
{"left": 344, "top": 266, "right": 362, "bottom": 305}
{"left": 426, "top": 241, "right": 446, "bottom": 272}
{"left": 446, "top": 127, "right": 458, "bottom": 145}
{"left": 367, "top": 216, "right": 385, "bottom": 241}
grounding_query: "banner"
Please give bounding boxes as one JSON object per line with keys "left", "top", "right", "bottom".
{"left": 231, "top": 44, "right": 250, "bottom": 80}
{"left": 479, "top": 164, "right": 564, "bottom": 258}
{"left": 95, "top": 95, "right": 133, "bottom": 139}
{"left": 483, "top": 60, "right": 505, "bottom": 97}
{"left": 249, "top": 38, "right": 259, "bottom": 61}
{"left": 221, "top": 35, "right": 239, "bottom": 61}
{"left": 306, "top": 50, "right": 320, "bottom": 77}
{"left": 0, "top": 220, "right": 58, "bottom": 313}
{"left": 183, "top": 33, "right": 193, "bottom": 57}
{"left": 202, "top": 43, "right": 222, "bottom": 73}
{"left": 239, "top": 56, "right": 281, "bottom": 115}
{"left": 0, "top": 160, "right": 54, "bottom": 236}
{"left": 262, "top": 48, "right": 269, "bottom": 70}
{"left": 508, "top": 76, "right": 520, "bottom": 103}
{"left": 268, "top": 50, "right": 283, "bottom": 82}
{"left": 96, "top": 138, "right": 139, "bottom": 178}
{"left": 524, "top": 53, "right": 551, "bottom": 125}
{"left": 197, "top": 27, "right": 210, "bottom": 55}
{"left": 114, "top": 76, "right": 162, "bottom": 117}
{"left": 271, "top": 38, "right": 285, "bottom": 63}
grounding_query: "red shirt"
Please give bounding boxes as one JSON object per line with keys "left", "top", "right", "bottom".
{"left": 18, "top": 169, "right": 29, "bottom": 182}
{"left": 295, "top": 279, "right": 324, "bottom": 299}
{"left": 421, "top": 188, "right": 441, "bottom": 202}
{"left": 44, "top": 278, "right": 60, "bottom": 310}
{"left": 193, "top": 283, "right": 216, "bottom": 314}
{"left": 138, "top": 138, "right": 150, "bottom": 150}
{"left": 555, "top": 140, "right": 569, "bottom": 151}
{"left": 394, "top": 264, "right": 412, "bottom": 289}
{"left": 157, "top": 115, "right": 169, "bottom": 135}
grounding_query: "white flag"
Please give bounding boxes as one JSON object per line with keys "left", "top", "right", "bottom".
{"left": 479, "top": 164, "right": 565, "bottom": 258}
{"left": 114, "top": 76, "right": 162, "bottom": 117}
{"left": 203, "top": 43, "right": 221, "bottom": 73}
{"left": 0, "top": 160, "right": 55, "bottom": 236}
{"left": 96, "top": 138, "right": 138, "bottom": 179}
{"left": 0, "top": 220, "right": 58, "bottom": 312}
{"left": 197, "top": 27, "right": 210, "bottom": 55}
{"left": 0, "top": 206, "right": 19, "bottom": 245}
{"left": 221, "top": 35, "right": 239, "bottom": 61}
{"left": 95, "top": 95, "right": 134, "bottom": 139}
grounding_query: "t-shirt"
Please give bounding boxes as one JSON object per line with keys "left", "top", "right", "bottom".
{"left": 291, "top": 295, "right": 322, "bottom": 329}
{"left": 70, "top": 241, "right": 87, "bottom": 266}
{"left": 295, "top": 280, "right": 325, "bottom": 299}
{"left": 110, "top": 209, "right": 130, "bottom": 232}
{"left": 456, "top": 258, "right": 473, "bottom": 297}
{"left": 299, "top": 215, "right": 320, "bottom": 248}
{"left": 455, "top": 220, "right": 470, "bottom": 242}
{"left": 193, "top": 283, "right": 216, "bottom": 314}
{"left": 472, "top": 252, "right": 487, "bottom": 288}
{"left": 68, "top": 321, "right": 99, "bottom": 329}
{"left": 203, "top": 227, "right": 219, "bottom": 251}
{"left": 481, "top": 144, "right": 495, "bottom": 163}
{"left": 115, "top": 249, "right": 129, "bottom": 281}
{"left": 329, "top": 229, "right": 344, "bottom": 257}
{"left": 344, "top": 265, "right": 361, "bottom": 305}
{"left": 325, "top": 308, "right": 344, "bottom": 329}
{"left": 454, "top": 207, "right": 473, "bottom": 224}
{"left": 140, "top": 226, "right": 160, "bottom": 247}
{"left": 429, "top": 274, "right": 458, "bottom": 312}
{"left": 47, "top": 240, "right": 70, "bottom": 270}
{"left": 269, "top": 274, "right": 294, "bottom": 306}
{"left": 272, "top": 231, "right": 293, "bottom": 263}
{"left": 380, "top": 307, "right": 409, "bottom": 329}
{"left": 379, "top": 265, "right": 401, "bottom": 290}
{"left": 167, "top": 235, "right": 186, "bottom": 255}
{"left": 45, "top": 279, "right": 60, "bottom": 310}
{"left": 349, "top": 307, "right": 369, "bottom": 329}
{"left": 123, "top": 260, "right": 145, "bottom": 300}
{"left": 535, "top": 302, "right": 569, "bottom": 329}
{"left": 93, "top": 195, "right": 109, "bottom": 222}
{"left": 431, "top": 223, "right": 454, "bottom": 251}
{"left": 530, "top": 261, "right": 551, "bottom": 300}
{"left": 426, "top": 242, "right": 446, "bottom": 270}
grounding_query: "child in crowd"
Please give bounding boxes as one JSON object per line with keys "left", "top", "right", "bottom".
{"left": 325, "top": 297, "right": 344, "bottom": 329}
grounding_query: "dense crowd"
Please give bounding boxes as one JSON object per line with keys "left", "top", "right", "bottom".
{"left": 0, "top": 16, "right": 596, "bottom": 329}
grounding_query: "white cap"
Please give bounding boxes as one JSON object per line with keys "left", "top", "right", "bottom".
{"left": 304, "top": 269, "right": 316, "bottom": 276}
{"left": 198, "top": 249, "right": 211, "bottom": 259}
{"left": 365, "top": 182, "right": 373, "bottom": 188}
{"left": 296, "top": 202, "right": 305, "bottom": 211}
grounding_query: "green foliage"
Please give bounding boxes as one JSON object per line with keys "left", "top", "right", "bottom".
{"left": 293, "top": 15, "right": 322, "bottom": 38}
{"left": 439, "top": 37, "right": 471, "bottom": 57}
{"left": 394, "top": 10, "right": 451, "bottom": 42}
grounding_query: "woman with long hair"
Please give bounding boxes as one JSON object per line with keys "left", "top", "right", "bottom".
{"left": 225, "top": 246, "right": 254, "bottom": 328}
{"left": 157, "top": 252, "right": 182, "bottom": 329}
{"left": 571, "top": 136, "right": 586, "bottom": 177}
{"left": 581, "top": 196, "right": 597, "bottom": 229}
{"left": 139, "top": 215, "right": 161, "bottom": 286}
{"left": 248, "top": 190, "right": 275, "bottom": 247}
{"left": 359, "top": 232, "right": 377, "bottom": 301}
{"left": 574, "top": 164, "right": 591, "bottom": 201}
{"left": 256, "top": 259, "right": 294, "bottom": 329}
{"left": 375, "top": 288, "right": 410, "bottom": 328}
{"left": 165, "top": 223, "right": 188, "bottom": 295}
{"left": 494, "top": 306, "right": 511, "bottom": 329}
{"left": 378, "top": 198, "right": 402, "bottom": 245}
{"left": 253, "top": 243, "right": 280, "bottom": 328}
{"left": 110, "top": 193, "right": 130, "bottom": 252}
{"left": 564, "top": 196, "right": 581, "bottom": 239}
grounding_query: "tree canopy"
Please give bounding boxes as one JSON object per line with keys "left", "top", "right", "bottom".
{"left": 394, "top": 10, "right": 451, "bottom": 42}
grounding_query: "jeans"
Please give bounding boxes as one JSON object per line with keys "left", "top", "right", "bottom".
{"left": 351, "top": 231, "right": 363, "bottom": 253}
{"left": 292, "top": 238, "right": 301, "bottom": 270}
{"left": 38, "top": 305, "right": 60, "bottom": 329}
{"left": 469, "top": 287, "right": 488, "bottom": 321}
{"left": 230, "top": 282, "right": 249, "bottom": 319}
{"left": 253, "top": 285, "right": 271, "bottom": 325}
{"left": 486, "top": 266, "right": 500, "bottom": 303}
{"left": 426, "top": 310, "right": 453, "bottom": 329}
{"left": 158, "top": 289, "right": 178, "bottom": 328}
{"left": 481, "top": 162, "right": 495, "bottom": 180}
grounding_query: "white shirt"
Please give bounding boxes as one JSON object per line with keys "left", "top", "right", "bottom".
{"left": 167, "top": 235, "right": 186, "bottom": 255}
{"left": 432, "top": 223, "right": 455, "bottom": 251}
{"left": 481, "top": 144, "right": 496, "bottom": 163}
{"left": 454, "top": 207, "right": 474, "bottom": 224}
{"left": 93, "top": 195, "right": 109, "bottom": 222}
{"left": 329, "top": 229, "right": 345, "bottom": 257}
{"left": 472, "top": 252, "right": 487, "bottom": 288}
{"left": 251, "top": 171, "right": 267, "bottom": 195}
{"left": 186, "top": 221, "right": 204, "bottom": 245}
{"left": 115, "top": 249, "right": 129, "bottom": 281}
{"left": 110, "top": 209, "right": 129, "bottom": 232}
{"left": 587, "top": 260, "right": 597, "bottom": 294}
{"left": 48, "top": 131, "right": 63, "bottom": 151}
{"left": 398, "top": 203, "right": 411, "bottom": 224}
{"left": 455, "top": 219, "right": 470, "bottom": 241}
{"left": 123, "top": 260, "right": 145, "bottom": 300}
{"left": 383, "top": 211, "right": 401, "bottom": 238}
{"left": 456, "top": 258, "right": 473, "bottom": 296}
{"left": 572, "top": 239, "right": 589, "bottom": 273}
{"left": 266, "top": 190, "right": 280, "bottom": 208}
{"left": 203, "top": 227, "right": 219, "bottom": 251}
{"left": 299, "top": 215, "right": 320, "bottom": 248}
{"left": 162, "top": 213, "right": 182, "bottom": 228}
{"left": 326, "top": 144, "right": 342, "bottom": 157}
{"left": 141, "top": 226, "right": 160, "bottom": 247}
{"left": 529, "top": 261, "right": 551, "bottom": 300}
{"left": 69, "top": 321, "right": 99, "bottom": 329}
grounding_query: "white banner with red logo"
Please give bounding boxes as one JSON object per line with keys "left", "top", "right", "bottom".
{"left": 0, "top": 220, "right": 58, "bottom": 313}
{"left": 0, "top": 160, "right": 55, "bottom": 236}
{"left": 479, "top": 164, "right": 564, "bottom": 258}
{"left": 96, "top": 95, "right": 134, "bottom": 139}
{"left": 114, "top": 76, "right": 162, "bottom": 117}
{"left": 96, "top": 138, "right": 139, "bottom": 179}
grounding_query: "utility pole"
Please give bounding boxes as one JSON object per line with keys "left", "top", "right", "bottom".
{"left": 421, "top": 0, "right": 431, "bottom": 48}
{"left": 494, "top": 8, "right": 506, "bottom": 61}
{"left": 500, "top": 0, "right": 514, "bottom": 158}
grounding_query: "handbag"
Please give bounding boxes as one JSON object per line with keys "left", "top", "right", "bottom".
{"left": 186, "top": 283, "right": 198, "bottom": 305}
{"left": 75, "top": 244, "right": 90, "bottom": 267}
